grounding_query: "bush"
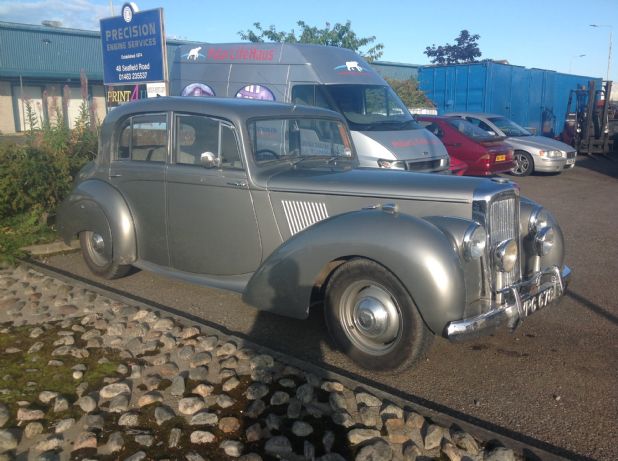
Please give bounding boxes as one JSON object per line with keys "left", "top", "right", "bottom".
{"left": 0, "top": 92, "right": 98, "bottom": 220}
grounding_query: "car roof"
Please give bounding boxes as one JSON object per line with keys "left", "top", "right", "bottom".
{"left": 446, "top": 112, "right": 505, "bottom": 119}
{"left": 103, "top": 96, "right": 344, "bottom": 127}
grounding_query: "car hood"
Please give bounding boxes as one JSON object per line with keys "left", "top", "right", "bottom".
{"left": 265, "top": 167, "right": 507, "bottom": 203}
{"left": 505, "top": 135, "right": 575, "bottom": 152}
{"left": 359, "top": 128, "right": 448, "bottom": 159}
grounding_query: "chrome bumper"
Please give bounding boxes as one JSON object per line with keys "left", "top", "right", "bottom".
{"left": 446, "top": 265, "right": 571, "bottom": 341}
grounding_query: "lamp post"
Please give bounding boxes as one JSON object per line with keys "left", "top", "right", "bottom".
{"left": 569, "top": 54, "right": 586, "bottom": 73}
{"left": 589, "top": 24, "right": 612, "bottom": 81}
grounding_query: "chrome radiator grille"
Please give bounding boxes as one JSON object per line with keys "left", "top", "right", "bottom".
{"left": 488, "top": 195, "right": 520, "bottom": 288}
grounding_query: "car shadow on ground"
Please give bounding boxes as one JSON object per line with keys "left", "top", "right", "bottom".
{"left": 572, "top": 154, "right": 618, "bottom": 179}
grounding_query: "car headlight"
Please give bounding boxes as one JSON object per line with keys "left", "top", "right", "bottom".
{"left": 529, "top": 207, "right": 550, "bottom": 233}
{"left": 463, "top": 224, "right": 486, "bottom": 261}
{"left": 493, "top": 239, "right": 518, "bottom": 272}
{"left": 538, "top": 150, "right": 563, "bottom": 158}
{"left": 377, "top": 159, "right": 406, "bottom": 169}
{"left": 535, "top": 226, "right": 555, "bottom": 256}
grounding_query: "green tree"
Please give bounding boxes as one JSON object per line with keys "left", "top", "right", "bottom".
{"left": 238, "top": 20, "right": 384, "bottom": 62}
{"left": 424, "top": 30, "right": 482, "bottom": 65}
{"left": 386, "top": 78, "right": 434, "bottom": 108}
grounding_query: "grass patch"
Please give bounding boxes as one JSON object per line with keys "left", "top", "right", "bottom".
{"left": 0, "top": 211, "right": 57, "bottom": 265}
{"left": 0, "top": 321, "right": 122, "bottom": 424}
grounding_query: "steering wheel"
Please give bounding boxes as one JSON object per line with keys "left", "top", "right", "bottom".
{"left": 255, "top": 149, "right": 280, "bottom": 162}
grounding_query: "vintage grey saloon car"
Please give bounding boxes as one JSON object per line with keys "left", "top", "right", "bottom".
{"left": 57, "top": 97, "right": 571, "bottom": 371}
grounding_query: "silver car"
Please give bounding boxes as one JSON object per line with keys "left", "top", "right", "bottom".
{"left": 57, "top": 97, "right": 571, "bottom": 371}
{"left": 448, "top": 112, "right": 577, "bottom": 176}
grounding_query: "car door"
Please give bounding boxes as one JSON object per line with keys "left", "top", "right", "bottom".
{"left": 166, "top": 113, "right": 261, "bottom": 275}
{"left": 109, "top": 113, "right": 169, "bottom": 266}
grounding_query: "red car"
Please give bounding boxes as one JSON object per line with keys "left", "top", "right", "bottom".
{"left": 417, "top": 115, "right": 514, "bottom": 176}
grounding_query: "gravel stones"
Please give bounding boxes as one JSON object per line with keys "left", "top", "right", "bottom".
{"left": 246, "top": 383, "right": 269, "bottom": 400}
{"left": 154, "top": 406, "right": 176, "bottom": 426}
{"left": 265, "top": 436, "right": 292, "bottom": 456}
{"left": 190, "top": 430, "right": 215, "bottom": 444}
{"left": 24, "top": 422, "right": 44, "bottom": 439}
{"left": 355, "top": 440, "right": 393, "bottom": 461}
{"left": 100, "top": 382, "right": 131, "bottom": 399}
{"left": 219, "top": 417, "right": 241, "bottom": 433}
{"left": 292, "top": 421, "right": 314, "bottom": 437}
{"left": 0, "top": 404, "right": 9, "bottom": 428}
{"left": 191, "top": 383, "right": 214, "bottom": 398}
{"left": 76, "top": 396, "right": 97, "bottom": 413}
{"left": 118, "top": 412, "right": 140, "bottom": 427}
{"left": 348, "top": 428, "right": 382, "bottom": 444}
{"left": 190, "top": 411, "right": 218, "bottom": 426}
{"left": 178, "top": 397, "right": 204, "bottom": 415}
{"left": 73, "top": 431, "right": 97, "bottom": 450}
{"left": 0, "top": 430, "right": 18, "bottom": 452}
{"left": 220, "top": 440, "right": 244, "bottom": 457}
{"left": 17, "top": 408, "right": 45, "bottom": 421}
{"left": 170, "top": 376, "right": 185, "bottom": 396}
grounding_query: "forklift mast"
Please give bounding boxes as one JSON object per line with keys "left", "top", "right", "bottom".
{"left": 561, "top": 80, "right": 614, "bottom": 155}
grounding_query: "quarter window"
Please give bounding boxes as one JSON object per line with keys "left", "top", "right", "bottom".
{"left": 116, "top": 114, "right": 168, "bottom": 162}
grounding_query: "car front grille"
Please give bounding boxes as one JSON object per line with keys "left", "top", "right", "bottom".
{"left": 405, "top": 159, "right": 443, "bottom": 171}
{"left": 488, "top": 195, "right": 520, "bottom": 289}
{"left": 566, "top": 151, "right": 576, "bottom": 159}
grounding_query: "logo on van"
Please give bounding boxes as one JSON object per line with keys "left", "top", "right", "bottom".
{"left": 334, "top": 61, "right": 365, "bottom": 74}
{"left": 182, "top": 46, "right": 205, "bottom": 61}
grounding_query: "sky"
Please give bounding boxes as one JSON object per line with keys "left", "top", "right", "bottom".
{"left": 0, "top": 0, "right": 616, "bottom": 80}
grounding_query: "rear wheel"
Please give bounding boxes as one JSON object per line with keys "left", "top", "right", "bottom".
{"left": 80, "top": 231, "right": 131, "bottom": 279}
{"left": 511, "top": 151, "right": 534, "bottom": 176}
{"left": 324, "top": 258, "right": 432, "bottom": 371}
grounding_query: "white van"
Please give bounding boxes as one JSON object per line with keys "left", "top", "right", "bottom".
{"left": 170, "top": 43, "right": 449, "bottom": 172}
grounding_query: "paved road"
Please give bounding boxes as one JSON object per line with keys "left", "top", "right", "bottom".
{"left": 46, "top": 156, "right": 618, "bottom": 460}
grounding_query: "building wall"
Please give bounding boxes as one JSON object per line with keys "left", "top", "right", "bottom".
{"left": 0, "top": 81, "right": 15, "bottom": 133}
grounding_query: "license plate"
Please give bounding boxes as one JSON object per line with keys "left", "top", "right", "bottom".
{"left": 521, "top": 286, "right": 557, "bottom": 316}
{"left": 496, "top": 154, "right": 506, "bottom": 162}
{"left": 566, "top": 158, "right": 575, "bottom": 165}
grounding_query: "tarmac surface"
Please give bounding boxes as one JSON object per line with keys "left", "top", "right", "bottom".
{"left": 44, "top": 156, "right": 618, "bottom": 460}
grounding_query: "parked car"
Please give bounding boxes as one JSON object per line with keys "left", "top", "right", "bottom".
{"left": 448, "top": 112, "right": 577, "bottom": 176}
{"left": 57, "top": 97, "right": 571, "bottom": 371}
{"left": 416, "top": 115, "right": 514, "bottom": 176}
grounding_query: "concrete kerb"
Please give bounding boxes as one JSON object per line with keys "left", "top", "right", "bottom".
{"left": 20, "top": 258, "right": 571, "bottom": 461}
{"left": 20, "top": 240, "right": 80, "bottom": 257}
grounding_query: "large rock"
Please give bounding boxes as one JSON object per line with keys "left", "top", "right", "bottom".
{"left": 355, "top": 440, "right": 393, "bottom": 461}
{"left": 347, "top": 428, "right": 381, "bottom": 445}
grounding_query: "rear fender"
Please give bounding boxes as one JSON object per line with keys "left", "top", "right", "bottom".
{"left": 242, "top": 209, "right": 466, "bottom": 334}
{"left": 57, "top": 179, "right": 136, "bottom": 264}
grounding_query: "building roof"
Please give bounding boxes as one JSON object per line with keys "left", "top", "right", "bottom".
{"left": 0, "top": 21, "right": 200, "bottom": 81}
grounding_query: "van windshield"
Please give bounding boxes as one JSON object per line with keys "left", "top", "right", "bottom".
{"left": 292, "top": 84, "right": 421, "bottom": 131}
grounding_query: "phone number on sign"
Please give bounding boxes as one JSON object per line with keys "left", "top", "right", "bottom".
{"left": 118, "top": 72, "right": 148, "bottom": 81}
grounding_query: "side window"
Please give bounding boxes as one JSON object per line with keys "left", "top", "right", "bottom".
{"left": 466, "top": 117, "right": 493, "bottom": 133}
{"left": 116, "top": 114, "right": 167, "bottom": 162}
{"left": 292, "top": 85, "right": 315, "bottom": 106}
{"left": 421, "top": 122, "right": 443, "bottom": 138}
{"left": 174, "top": 114, "right": 242, "bottom": 169}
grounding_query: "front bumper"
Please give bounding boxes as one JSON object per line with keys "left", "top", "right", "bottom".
{"left": 446, "top": 265, "right": 571, "bottom": 341}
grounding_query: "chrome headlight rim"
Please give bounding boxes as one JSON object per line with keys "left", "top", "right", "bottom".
{"left": 463, "top": 223, "right": 487, "bottom": 261}
{"left": 493, "top": 238, "right": 518, "bottom": 273}
{"left": 535, "top": 226, "right": 555, "bottom": 256}
{"left": 529, "top": 207, "right": 550, "bottom": 234}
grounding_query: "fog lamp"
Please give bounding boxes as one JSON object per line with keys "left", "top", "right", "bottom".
{"left": 535, "top": 226, "right": 555, "bottom": 256}
{"left": 493, "top": 239, "right": 518, "bottom": 272}
{"left": 463, "top": 224, "right": 486, "bottom": 260}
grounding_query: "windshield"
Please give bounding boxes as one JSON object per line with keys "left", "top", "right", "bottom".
{"left": 445, "top": 118, "right": 498, "bottom": 139}
{"left": 488, "top": 117, "right": 531, "bottom": 137}
{"left": 248, "top": 117, "right": 355, "bottom": 166}
{"left": 293, "top": 84, "right": 421, "bottom": 131}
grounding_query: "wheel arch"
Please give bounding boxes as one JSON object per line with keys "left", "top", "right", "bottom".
{"left": 241, "top": 209, "right": 467, "bottom": 334}
{"left": 57, "top": 179, "right": 137, "bottom": 265}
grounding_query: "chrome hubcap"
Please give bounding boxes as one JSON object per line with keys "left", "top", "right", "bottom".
{"left": 341, "top": 282, "right": 402, "bottom": 355}
{"left": 90, "top": 233, "right": 105, "bottom": 254}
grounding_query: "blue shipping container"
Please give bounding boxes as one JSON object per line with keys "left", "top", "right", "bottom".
{"left": 419, "top": 62, "right": 601, "bottom": 136}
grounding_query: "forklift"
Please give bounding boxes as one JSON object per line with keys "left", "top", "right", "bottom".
{"left": 560, "top": 80, "right": 617, "bottom": 155}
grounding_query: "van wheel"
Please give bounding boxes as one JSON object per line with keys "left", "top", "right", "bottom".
{"left": 80, "top": 231, "right": 131, "bottom": 279}
{"left": 511, "top": 151, "right": 534, "bottom": 176}
{"left": 324, "top": 258, "right": 432, "bottom": 371}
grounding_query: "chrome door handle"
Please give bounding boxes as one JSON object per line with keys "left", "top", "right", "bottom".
{"left": 110, "top": 173, "right": 122, "bottom": 177}
{"left": 227, "top": 181, "right": 247, "bottom": 187}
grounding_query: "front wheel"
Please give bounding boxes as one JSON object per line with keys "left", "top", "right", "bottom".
{"left": 80, "top": 231, "right": 131, "bottom": 279}
{"left": 324, "top": 259, "right": 432, "bottom": 371}
{"left": 511, "top": 151, "right": 534, "bottom": 176}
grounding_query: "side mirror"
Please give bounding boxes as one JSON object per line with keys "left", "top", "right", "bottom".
{"left": 200, "top": 151, "right": 221, "bottom": 169}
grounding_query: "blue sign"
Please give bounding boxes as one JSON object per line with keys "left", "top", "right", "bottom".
{"left": 100, "top": 5, "right": 166, "bottom": 85}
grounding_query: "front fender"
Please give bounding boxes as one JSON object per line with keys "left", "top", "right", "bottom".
{"left": 242, "top": 209, "right": 466, "bottom": 334}
{"left": 57, "top": 179, "right": 137, "bottom": 265}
